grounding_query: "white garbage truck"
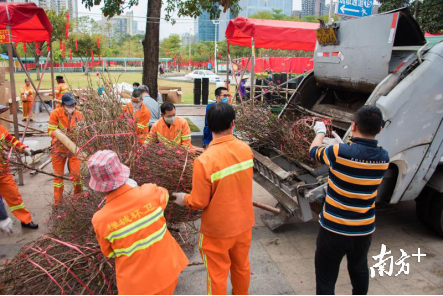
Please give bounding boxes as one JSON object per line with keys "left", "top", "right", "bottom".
{"left": 251, "top": 8, "right": 443, "bottom": 236}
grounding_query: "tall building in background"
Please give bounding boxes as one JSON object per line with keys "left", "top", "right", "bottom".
{"left": 99, "top": 11, "right": 135, "bottom": 37}
{"left": 195, "top": 0, "right": 293, "bottom": 42}
{"left": 302, "top": 0, "right": 326, "bottom": 17}
{"left": 194, "top": 11, "right": 219, "bottom": 42}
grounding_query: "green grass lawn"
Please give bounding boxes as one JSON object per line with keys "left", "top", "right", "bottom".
{"left": 13, "top": 72, "right": 216, "bottom": 105}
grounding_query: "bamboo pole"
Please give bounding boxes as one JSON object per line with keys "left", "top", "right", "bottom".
{"left": 6, "top": 26, "right": 24, "bottom": 185}
{"left": 250, "top": 37, "right": 255, "bottom": 106}
{"left": 252, "top": 200, "right": 281, "bottom": 214}
{"left": 0, "top": 118, "right": 46, "bottom": 133}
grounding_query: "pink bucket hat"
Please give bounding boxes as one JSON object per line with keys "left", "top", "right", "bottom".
{"left": 88, "top": 150, "right": 130, "bottom": 192}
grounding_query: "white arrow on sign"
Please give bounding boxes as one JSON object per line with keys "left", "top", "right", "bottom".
{"left": 340, "top": 5, "right": 360, "bottom": 14}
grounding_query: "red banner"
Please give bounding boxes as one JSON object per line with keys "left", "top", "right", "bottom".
{"left": 96, "top": 37, "right": 100, "bottom": 48}
{"left": 0, "top": 30, "right": 10, "bottom": 44}
{"left": 69, "top": 49, "right": 72, "bottom": 61}
{"left": 91, "top": 50, "right": 94, "bottom": 61}
{"left": 23, "top": 42, "right": 27, "bottom": 53}
{"left": 75, "top": 38, "right": 78, "bottom": 51}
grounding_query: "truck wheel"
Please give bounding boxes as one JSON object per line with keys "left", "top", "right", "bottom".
{"left": 430, "top": 193, "right": 443, "bottom": 237}
{"left": 416, "top": 187, "right": 437, "bottom": 228}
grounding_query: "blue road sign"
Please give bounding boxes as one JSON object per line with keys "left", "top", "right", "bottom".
{"left": 336, "top": 0, "right": 373, "bottom": 18}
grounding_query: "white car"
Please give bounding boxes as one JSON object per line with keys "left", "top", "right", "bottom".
{"left": 185, "top": 70, "right": 222, "bottom": 83}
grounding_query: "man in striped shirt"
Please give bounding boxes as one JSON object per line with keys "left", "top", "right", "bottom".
{"left": 309, "top": 105, "right": 389, "bottom": 295}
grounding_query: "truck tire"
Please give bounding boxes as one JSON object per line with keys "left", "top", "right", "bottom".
{"left": 416, "top": 187, "right": 437, "bottom": 228}
{"left": 430, "top": 193, "right": 443, "bottom": 237}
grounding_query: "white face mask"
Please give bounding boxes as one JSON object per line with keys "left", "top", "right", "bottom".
{"left": 65, "top": 106, "right": 75, "bottom": 114}
{"left": 132, "top": 102, "right": 142, "bottom": 109}
{"left": 164, "top": 116, "right": 175, "bottom": 125}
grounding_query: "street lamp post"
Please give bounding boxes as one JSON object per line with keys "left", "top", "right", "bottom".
{"left": 212, "top": 20, "right": 219, "bottom": 73}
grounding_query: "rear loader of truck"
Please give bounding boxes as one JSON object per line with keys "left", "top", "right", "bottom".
{"left": 252, "top": 8, "right": 443, "bottom": 236}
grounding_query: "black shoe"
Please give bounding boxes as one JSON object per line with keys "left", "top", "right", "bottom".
{"left": 21, "top": 221, "right": 39, "bottom": 229}
{"left": 22, "top": 118, "right": 26, "bottom": 122}
{"left": 30, "top": 119, "right": 34, "bottom": 122}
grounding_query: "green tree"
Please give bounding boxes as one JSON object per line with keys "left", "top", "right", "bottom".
{"left": 379, "top": 0, "right": 443, "bottom": 33}
{"left": 248, "top": 10, "right": 273, "bottom": 19}
{"left": 271, "top": 9, "right": 285, "bottom": 20}
{"left": 81, "top": 0, "right": 241, "bottom": 97}
{"left": 418, "top": 0, "right": 443, "bottom": 33}
{"left": 66, "top": 33, "right": 101, "bottom": 73}
{"left": 160, "top": 34, "right": 182, "bottom": 57}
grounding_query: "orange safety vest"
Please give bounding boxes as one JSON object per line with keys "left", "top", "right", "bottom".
{"left": 20, "top": 85, "right": 34, "bottom": 102}
{"left": 55, "top": 83, "right": 69, "bottom": 100}
{"left": 148, "top": 116, "right": 191, "bottom": 148}
{"left": 122, "top": 103, "right": 151, "bottom": 143}
{"left": 92, "top": 184, "right": 188, "bottom": 294}
{"left": 47, "top": 108, "right": 85, "bottom": 153}
{"left": 184, "top": 134, "right": 255, "bottom": 238}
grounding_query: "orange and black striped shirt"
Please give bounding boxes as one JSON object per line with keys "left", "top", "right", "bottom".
{"left": 310, "top": 138, "right": 389, "bottom": 236}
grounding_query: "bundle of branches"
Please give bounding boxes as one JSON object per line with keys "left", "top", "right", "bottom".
{"left": 1, "top": 235, "right": 117, "bottom": 295}
{"left": 49, "top": 190, "right": 104, "bottom": 244}
{"left": 132, "top": 143, "right": 203, "bottom": 224}
{"left": 235, "top": 104, "right": 331, "bottom": 166}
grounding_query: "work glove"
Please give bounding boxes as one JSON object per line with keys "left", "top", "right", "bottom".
{"left": 313, "top": 121, "right": 327, "bottom": 134}
{"left": 23, "top": 147, "right": 33, "bottom": 156}
{"left": 172, "top": 192, "right": 186, "bottom": 206}
{"left": 323, "top": 131, "right": 343, "bottom": 146}
{"left": 0, "top": 218, "right": 13, "bottom": 235}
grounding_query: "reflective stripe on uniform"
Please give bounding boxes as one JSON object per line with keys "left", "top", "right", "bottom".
{"left": 108, "top": 223, "right": 167, "bottom": 258}
{"left": 73, "top": 180, "right": 83, "bottom": 186}
{"left": 53, "top": 182, "right": 64, "bottom": 188}
{"left": 10, "top": 203, "right": 25, "bottom": 212}
{"left": 210, "top": 159, "right": 254, "bottom": 183}
{"left": 105, "top": 206, "right": 164, "bottom": 243}
{"left": 181, "top": 135, "right": 191, "bottom": 140}
{"left": 199, "top": 233, "right": 212, "bottom": 295}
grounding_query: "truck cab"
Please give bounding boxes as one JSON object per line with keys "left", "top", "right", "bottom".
{"left": 251, "top": 8, "right": 443, "bottom": 236}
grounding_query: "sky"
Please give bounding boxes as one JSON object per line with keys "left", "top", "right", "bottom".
{"left": 78, "top": 0, "right": 303, "bottom": 40}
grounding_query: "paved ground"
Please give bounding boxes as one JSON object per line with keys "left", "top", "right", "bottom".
{"left": 0, "top": 113, "right": 442, "bottom": 294}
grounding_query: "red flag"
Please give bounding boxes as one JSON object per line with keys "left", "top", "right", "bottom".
{"left": 75, "top": 38, "right": 78, "bottom": 51}
{"left": 60, "top": 40, "right": 62, "bottom": 49}
{"left": 91, "top": 50, "right": 94, "bottom": 61}
{"left": 47, "top": 45, "right": 50, "bottom": 52}
{"left": 96, "top": 37, "right": 100, "bottom": 48}
{"left": 65, "top": 27, "right": 69, "bottom": 40}
{"left": 23, "top": 43, "right": 27, "bottom": 53}
{"left": 98, "top": 54, "right": 101, "bottom": 63}
{"left": 69, "top": 49, "right": 72, "bottom": 61}
{"left": 35, "top": 42, "right": 39, "bottom": 55}
{"left": 66, "top": 12, "right": 70, "bottom": 21}
{"left": 208, "top": 55, "right": 211, "bottom": 63}
{"left": 62, "top": 42, "right": 65, "bottom": 59}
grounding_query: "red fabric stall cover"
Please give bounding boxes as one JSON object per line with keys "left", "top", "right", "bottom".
{"left": 226, "top": 17, "right": 319, "bottom": 51}
{"left": 0, "top": 3, "right": 52, "bottom": 43}
{"left": 240, "top": 57, "right": 314, "bottom": 73}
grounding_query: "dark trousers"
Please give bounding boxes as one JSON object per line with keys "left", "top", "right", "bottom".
{"left": 315, "top": 226, "right": 372, "bottom": 295}
{"left": 0, "top": 195, "right": 8, "bottom": 220}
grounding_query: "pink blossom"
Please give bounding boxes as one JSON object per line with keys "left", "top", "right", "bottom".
{"left": 57, "top": 215, "right": 61, "bottom": 219}
{"left": 176, "top": 150, "right": 183, "bottom": 155}
{"left": 88, "top": 109, "right": 93, "bottom": 114}
{"left": 127, "top": 119, "right": 134, "bottom": 125}
{"left": 71, "top": 235, "right": 75, "bottom": 240}
{"left": 84, "top": 192, "right": 89, "bottom": 197}
{"left": 69, "top": 176, "right": 74, "bottom": 181}
{"left": 80, "top": 97, "right": 87, "bottom": 101}
{"left": 85, "top": 238, "right": 90, "bottom": 243}
{"left": 277, "top": 80, "right": 281, "bottom": 83}
{"left": 162, "top": 162, "right": 167, "bottom": 167}
{"left": 157, "top": 150, "right": 163, "bottom": 156}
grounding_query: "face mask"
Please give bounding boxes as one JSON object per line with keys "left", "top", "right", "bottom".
{"left": 164, "top": 116, "right": 175, "bottom": 125}
{"left": 132, "top": 102, "right": 142, "bottom": 108}
{"left": 65, "top": 106, "right": 75, "bottom": 114}
{"left": 221, "top": 97, "right": 229, "bottom": 103}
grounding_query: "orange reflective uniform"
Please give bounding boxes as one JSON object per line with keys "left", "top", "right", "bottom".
{"left": 122, "top": 103, "right": 151, "bottom": 144}
{"left": 92, "top": 184, "right": 188, "bottom": 295}
{"left": 148, "top": 116, "right": 191, "bottom": 148}
{"left": 54, "top": 83, "right": 69, "bottom": 108}
{"left": 184, "top": 134, "right": 255, "bottom": 294}
{"left": 0, "top": 126, "right": 33, "bottom": 224}
{"left": 20, "top": 85, "right": 35, "bottom": 120}
{"left": 48, "top": 108, "right": 85, "bottom": 205}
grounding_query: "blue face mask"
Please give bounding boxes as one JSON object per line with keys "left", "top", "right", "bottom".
{"left": 221, "top": 97, "right": 229, "bottom": 103}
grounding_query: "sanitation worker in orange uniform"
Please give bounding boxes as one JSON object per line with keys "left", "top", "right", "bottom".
{"left": 148, "top": 102, "right": 191, "bottom": 148}
{"left": 173, "top": 103, "right": 255, "bottom": 295}
{"left": 89, "top": 150, "right": 188, "bottom": 295}
{"left": 53, "top": 76, "right": 69, "bottom": 108}
{"left": 122, "top": 89, "right": 151, "bottom": 144}
{"left": 20, "top": 78, "right": 35, "bottom": 121}
{"left": 47, "top": 93, "right": 84, "bottom": 205}
{"left": 0, "top": 105, "right": 39, "bottom": 229}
